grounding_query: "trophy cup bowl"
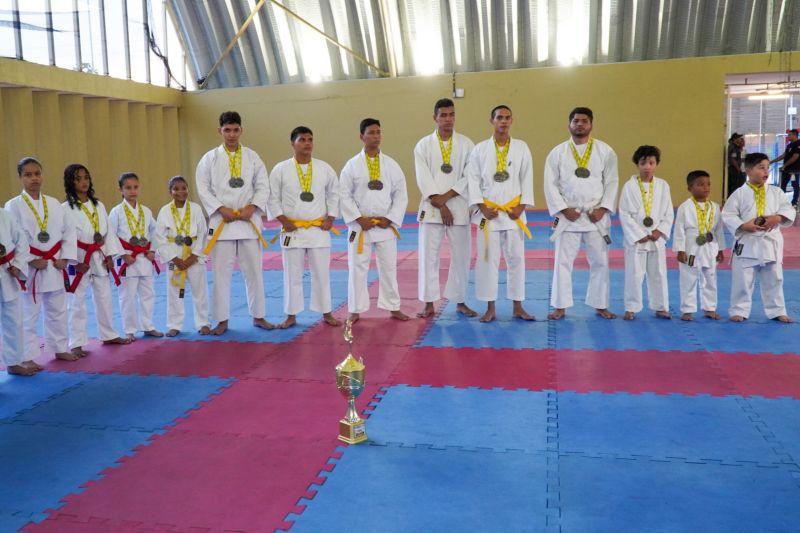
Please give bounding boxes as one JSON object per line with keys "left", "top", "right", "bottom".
{"left": 335, "top": 320, "right": 368, "bottom": 444}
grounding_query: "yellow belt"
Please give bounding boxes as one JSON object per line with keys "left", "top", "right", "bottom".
{"left": 480, "top": 196, "right": 532, "bottom": 261}
{"left": 269, "top": 217, "right": 341, "bottom": 245}
{"left": 168, "top": 237, "right": 195, "bottom": 295}
{"left": 358, "top": 218, "right": 400, "bottom": 254}
{"left": 203, "top": 209, "right": 271, "bottom": 255}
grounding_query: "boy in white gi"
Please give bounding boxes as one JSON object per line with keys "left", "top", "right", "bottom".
{"left": 466, "top": 105, "right": 534, "bottom": 323}
{"left": 0, "top": 207, "right": 32, "bottom": 375}
{"left": 268, "top": 126, "right": 341, "bottom": 329}
{"left": 6, "top": 157, "right": 77, "bottom": 364}
{"left": 722, "top": 152, "right": 795, "bottom": 322}
{"left": 109, "top": 172, "right": 164, "bottom": 340}
{"left": 155, "top": 176, "right": 211, "bottom": 337}
{"left": 544, "top": 107, "right": 618, "bottom": 320}
{"left": 414, "top": 98, "right": 477, "bottom": 319}
{"left": 195, "top": 111, "right": 272, "bottom": 335}
{"left": 619, "top": 145, "right": 674, "bottom": 320}
{"left": 673, "top": 170, "right": 725, "bottom": 321}
{"left": 340, "top": 118, "right": 409, "bottom": 323}
{"left": 63, "top": 163, "right": 129, "bottom": 356}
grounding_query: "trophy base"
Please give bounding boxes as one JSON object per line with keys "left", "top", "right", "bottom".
{"left": 338, "top": 418, "right": 367, "bottom": 444}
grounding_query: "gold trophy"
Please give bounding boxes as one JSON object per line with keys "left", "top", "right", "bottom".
{"left": 335, "top": 319, "right": 367, "bottom": 444}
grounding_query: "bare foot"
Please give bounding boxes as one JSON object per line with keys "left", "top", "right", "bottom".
{"left": 729, "top": 315, "right": 746, "bottom": 322}
{"left": 253, "top": 317, "right": 275, "bottom": 330}
{"left": 548, "top": 308, "right": 566, "bottom": 320}
{"left": 512, "top": 302, "right": 535, "bottom": 321}
{"left": 703, "top": 310, "right": 721, "bottom": 320}
{"left": 145, "top": 329, "right": 165, "bottom": 337}
{"left": 103, "top": 337, "right": 131, "bottom": 345}
{"left": 349, "top": 313, "right": 360, "bottom": 324}
{"left": 323, "top": 313, "right": 341, "bottom": 326}
{"left": 165, "top": 329, "right": 180, "bottom": 337}
{"left": 623, "top": 311, "right": 635, "bottom": 320}
{"left": 278, "top": 315, "right": 296, "bottom": 329}
{"left": 23, "top": 360, "right": 44, "bottom": 372}
{"left": 390, "top": 310, "right": 410, "bottom": 321}
{"left": 596, "top": 308, "right": 617, "bottom": 319}
{"left": 126, "top": 333, "right": 137, "bottom": 342}
{"left": 655, "top": 311, "right": 672, "bottom": 320}
{"left": 55, "top": 351, "right": 80, "bottom": 361}
{"left": 417, "top": 303, "right": 435, "bottom": 318}
{"left": 7, "top": 364, "right": 37, "bottom": 376}
{"left": 71, "top": 347, "right": 88, "bottom": 358}
{"left": 199, "top": 326, "right": 211, "bottom": 335}
{"left": 774, "top": 315, "right": 793, "bottom": 323}
{"left": 681, "top": 313, "right": 694, "bottom": 321}
{"left": 480, "top": 303, "right": 496, "bottom": 323}
{"left": 211, "top": 321, "right": 228, "bottom": 336}
{"left": 456, "top": 303, "right": 478, "bottom": 317}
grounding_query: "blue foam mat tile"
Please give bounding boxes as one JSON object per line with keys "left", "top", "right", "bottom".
{"left": 558, "top": 453, "right": 800, "bottom": 532}
{"left": 746, "top": 397, "right": 800, "bottom": 463}
{"left": 0, "top": 509, "right": 49, "bottom": 532}
{"left": 0, "top": 372, "right": 92, "bottom": 420}
{"left": 289, "top": 443, "right": 548, "bottom": 533}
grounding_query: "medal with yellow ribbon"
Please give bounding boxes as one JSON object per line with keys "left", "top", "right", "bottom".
{"left": 747, "top": 182, "right": 766, "bottom": 226}
{"left": 637, "top": 177, "right": 654, "bottom": 227}
{"left": 225, "top": 145, "right": 244, "bottom": 188}
{"left": 493, "top": 138, "right": 510, "bottom": 182}
{"left": 365, "top": 152, "right": 383, "bottom": 191}
{"left": 570, "top": 138, "right": 594, "bottom": 178}
{"left": 691, "top": 198, "right": 715, "bottom": 246}
{"left": 170, "top": 201, "right": 193, "bottom": 246}
{"left": 437, "top": 132, "right": 453, "bottom": 174}
{"left": 295, "top": 159, "right": 314, "bottom": 202}
{"left": 23, "top": 193, "right": 51, "bottom": 243}
{"left": 123, "top": 202, "right": 147, "bottom": 246}
{"left": 77, "top": 200, "right": 103, "bottom": 245}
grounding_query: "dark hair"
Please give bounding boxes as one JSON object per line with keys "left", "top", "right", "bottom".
{"left": 569, "top": 107, "right": 594, "bottom": 122}
{"left": 434, "top": 98, "right": 455, "bottom": 116}
{"left": 686, "top": 170, "right": 710, "bottom": 187}
{"left": 790, "top": 129, "right": 799, "bottom": 136}
{"left": 729, "top": 132, "right": 743, "bottom": 143}
{"left": 17, "top": 156, "right": 42, "bottom": 176}
{"left": 490, "top": 105, "right": 511, "bottom": 119}
{"left": 219, "top": 111, "right": 242, "bottom": 127}
{"left": 360, "top": 118, "right": 380, "bottom": 135}
{"left": 118, "top": 172, "right": 139, "bottom": 188}
{"left": 632, "top": 145, "right": 661, "bottom": 165}
{"left": 168, "top": 175, "right": 188, "bottom": 190}
{"left": 64, "top": 163, "right": 98, "bottom": 208}
{"left": 744, "top": 152, "right": 769, "bottom": 169}
{"left": 290, "top": 126, "right": 313, "bottom": 142}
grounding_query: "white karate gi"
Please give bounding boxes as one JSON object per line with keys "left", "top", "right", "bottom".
{"left": 108, "top": 200, "right": 158, "bottom": 335}
{"left": 544, "top": 138, "right": 619, "bottom": 310}
{"left": 195, "top": 144, "right": 270, "bottom": 322}
{"left": 340, "top": 150, "right": 408, "bottom": 314}
{"left": 155, "top": 201, "right": 210, "bottom": 331}
{"left": 466, "top": 137, "right": 534, "bottom": 302}
{"left": 5, "top": 192, "right": 77, "bottom": 360}
{"left": 0, "top": 209, "right": 29, "bottom": 367}
{"left": 722, "top": 183, "right": 796, "bottom": 319}
{"left": 619, "top": 176, "right": 674, "bottom": 313}
{"left": 673, "top": 198, "right": 726, "bottom": 314}
{"left": 414, "top": 130, "right": 474, "bottom": 303}
{"left": 267, "top": 157, "right": 340, "bottom": 315}
{"left": 63, "top": 199, "right": 123, "bottom": 348}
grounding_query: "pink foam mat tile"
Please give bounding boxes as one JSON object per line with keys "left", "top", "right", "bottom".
{"left": 291, "top": 314, "right": 430, "bottom": 348}
{"left": 244, "top": 342, "right": 411, "bottom": 384}
{"left": 35, "top": 339, "right": 165, "bottom": 374}
{"left": 174, "top": 379, "right": 380, "bottom": 438}
{"left": 710, "top": 352, "right": 800, "bottom": 398}
{"left": 554, "top": 349, "right": 736, "bottom": 396}
{"left": 390, "top": 346, "right": 555, "bottom": 390}
{"left": 32, "top": 431, "right": 342, "bottom": 533}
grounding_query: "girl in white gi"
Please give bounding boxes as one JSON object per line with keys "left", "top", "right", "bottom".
{"left": 0, "top": 207, "right": 32, "bottom": 375}
{"left": 722, "top": 152, "right": 796, "bottom": 323}
{"left": 467, "top": 105, "right": 535, "bottom": 323}
{"left": 340, "top": 118, "right": 409, "bottom": 323}
{"left": 618, "top": 145, "right": 674, "bottom": 320}
{"left": 109, "top": 172, "right": 164, "bottom": 340}
{"left": 63, "top": 164, "right": 129, "bottom": 357}
{"left": 155, "top": 176, "right": 211, "bottom": 337}
{"left": 268, "top": 126, "right": 341, "bottom": 329}
{"left": 5, "top": 157, "right": 78, "bottom": 364}
{"left": 672, "top": 171, "right": 725, "bottom": 321}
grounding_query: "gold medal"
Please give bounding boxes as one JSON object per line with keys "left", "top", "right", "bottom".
{"left": 300, "top": 191, "right": 314, "bottom": 202}
{"left": 368, "top": 180, "right": 384, "bottom": 191}
{"left": 695, "top": 235, "right": 707, "bottom": 246}
{"left": 37, "top": 231, "right": 50, "bottom": 243}
{"left": 441, "top": 164, "right": 453, "bottom": 174}
{"left": 575, "top": 167, "right": 591, "bottom": 178}
{"left": 643, "top": 216, "right": 653, "bottom": 227}
{"left": 493, "top": 171, "right": 510, "bottom": 182}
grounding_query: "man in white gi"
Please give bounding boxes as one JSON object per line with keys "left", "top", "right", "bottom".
{"left": 414, "top": 98, "right": 476, "bottom": 318}
{"left": 544, "top": 107, "right": 618, "bottom": 320}
{"left": 268, "top": 126, "right": 341, "bottom": 329}
{"left": 196, "top": 111, "right": 272, "bottom": 335}
{"left": 340, "top": 118, "right": 409, "bottom": 323}
{"left": 467, "top": 105, "right": 534, "bottom": 323}
{"left": 0, "top": 207, "right": 32, "bottom": 375}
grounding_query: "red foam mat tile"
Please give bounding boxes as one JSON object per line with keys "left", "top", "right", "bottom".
{"left": 711, "top": 352, "right": 800, "bottom": 398}
{"left": 36, "top": 339, "right": 163, "bottom": 374}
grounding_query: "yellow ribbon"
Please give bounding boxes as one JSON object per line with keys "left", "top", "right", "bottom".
{"left": 77, "top": 200, "right": 100, "bottom": 233}
{"left": 691, "top": 197, "right": 714, "bottom": 235}
{"left": 480, "top": 195, "right": 532, "bottom": 261}
{"left": 22, "top": 193, "right": 49, "bottom": 234}
{"left": 365, "top": 152, "right": 381, "bottom": 183}
{"left": 269, "top": 217, "right": 341, "bottom": 244}
{"left": 637, "top": 177, "right": 653, "bottom": 220}
{"left": 295, "top": 159, "right": 313, "bottom": 193}
{"left": 494, "top": 138, "right": 510, "bottom": 173}
{"left": 123, "top": 201, "right": 146, "bottom": 240}
{"left": 357, "top": 218, "right": 400, "bottom": 254}
{"left": 569, "top": 138, "right": 594, "bottom": 169}
{"left": 203, "top": 209, "right": 271, "bottom": 255}
{"left": 225, "top": 145, "right": 242, "bottom": 179}
{"left": 747, "top": 182, "right": 765, "bottom": 217}
{"left": 437, "top": 131, "right": 453, "bottom": 166}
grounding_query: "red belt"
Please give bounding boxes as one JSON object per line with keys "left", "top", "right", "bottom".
{"left": 118, "top": 239, "right": 161, "bottom": 277}
{"left": 0, "top": 250, "right": 27, "bottom": 290}
{"left": 69, "top": 240, "right": 121, "bottom": 292}
{"left": 29, "top": 242, "right": 69, "bottom": 302}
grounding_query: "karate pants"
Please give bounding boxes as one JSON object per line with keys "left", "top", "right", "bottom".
{"left": 120, "top": 275, "right": 156, "bottom": 334}
{"left": 211, "top": 239, "right": 265, "bottom": 322}
{"left": 1, "top": 297, "right": 24, "bottom": 366}
{"left": 68, "top": 273, "right": 120, "bottom": 349}
{"left": 348, "top": 238, "right": 400, "bottom": 314}
{"left": 418, "top": 223, "right": 471, "bottom": 303}
{"left": 282, "top": 247, "right": 332, "bottom": 315}
{"left": 475, "top": 228, "right": 525, "bottom": 302}
{"left": 729, "top": 260, "right": 787, "bottom": 319}
{"left": 551, "top": 230, "right": 610, "bottom": 309}
{"left": 167, "top": 262, "right": 210, "bottom": 331}
{"left": 678, "top": 263, "right": 718, "bottom": 314}
{"left": 623, "top": 245, "right": 669, "bottom": 313}
{"left": 23, "top": 289, "right": 68, "bottom": 359}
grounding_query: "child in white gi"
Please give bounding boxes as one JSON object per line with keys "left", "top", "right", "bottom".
{"left": 673, "top": 170, "right": 725, "bottom": 321}
{"left": 0, "top": 207, "right": 32, "bottom": 375}
{"left": 618, "top": 145, "right": 674, "bottom": 320}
